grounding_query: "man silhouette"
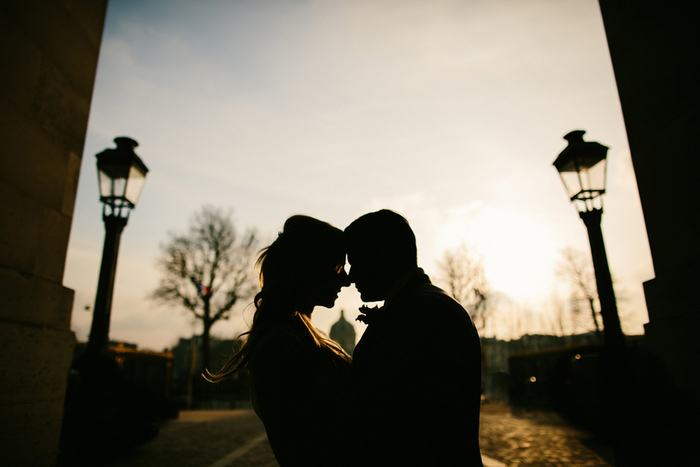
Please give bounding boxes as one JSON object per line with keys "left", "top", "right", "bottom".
{"left": 345, "top": 210, "right": 483, "bottom": 466}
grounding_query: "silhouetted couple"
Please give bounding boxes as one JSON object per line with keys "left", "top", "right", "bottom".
{"left": 208, "top": 210, "right": 483, "bottom": 466}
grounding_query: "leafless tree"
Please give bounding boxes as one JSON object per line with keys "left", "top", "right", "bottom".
{"left": 436, "top": 243, "right": 494, "bottom": 334}
{"left": 556, "top": 247, "right": 602, "bottom": 341}
{"left": 541, "top": 291, "right": 570, "bottom": 337}
{"left": 507, "top": 304, "right": 535, "bottom": 350}
{"left": 151, "top": 206, "right": 259, "bottom": 371}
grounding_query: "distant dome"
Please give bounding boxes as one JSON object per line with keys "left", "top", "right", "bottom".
{"left": 331, "top": 310, "right": 355, "bottom": 334}
{"left": 329, "top": 310, "right": 356, "bottom": 355}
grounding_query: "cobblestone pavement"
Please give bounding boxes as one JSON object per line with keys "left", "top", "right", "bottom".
{"left": 89, "top": 406, "right": 614, "bottom": 467}
{"left": 479, "top": 404, "right": 614, "bottom": 467}
{"left": 97, "top": 410, "right": 278, "bottom": 467}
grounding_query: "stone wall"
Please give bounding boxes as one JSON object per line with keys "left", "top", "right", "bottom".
{"left": 0, "top": 1, "right": 107, "bottom": 465}
{"left": 598, "top": 0, "right": 700, "bottom": 403}
{"left": 598, "top": 2, "right": 699, "bottom": 463}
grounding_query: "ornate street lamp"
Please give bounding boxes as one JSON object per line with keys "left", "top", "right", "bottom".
{"left": 86, "top": 137, "right": 148, "bottom": 356}
{"left": 554, "top": 130, "right": 625, "bottom": 349}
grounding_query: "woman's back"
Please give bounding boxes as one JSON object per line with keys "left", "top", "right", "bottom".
{"left": 249, "top": 315, "right": 356, "bottom": 467}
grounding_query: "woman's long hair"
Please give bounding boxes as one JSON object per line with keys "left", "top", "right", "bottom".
{"left": 205, "top": 215, "right": 350, "bottom": 382}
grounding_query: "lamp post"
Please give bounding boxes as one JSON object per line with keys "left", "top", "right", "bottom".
{"left": 553, "top": 130, "right": 625, "bottom": 350}
{"left": 86, "top": 137, "right": 148, "bottom": 356}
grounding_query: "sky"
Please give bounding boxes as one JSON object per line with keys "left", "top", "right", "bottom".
{"left": 63, "top": 0, "right": 654, "bottom": 352}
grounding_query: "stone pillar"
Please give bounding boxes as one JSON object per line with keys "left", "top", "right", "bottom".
{"left": 0, "top": 1, "right": 107, "bottom": 465}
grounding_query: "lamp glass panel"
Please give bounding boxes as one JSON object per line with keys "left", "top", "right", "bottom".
{"left": 558, "top": 171, "right": 582, "bottom": 199}
{"left": 580, "top": 158, "right": 606, "bottom": 193}
{"left": 124, "top": 165, "right": 147, "bottom": 205}
{"left": 112, "top": 177, "right": 127, "bottom": 198}
{"left": 98, "top": 170, "right": 113, "bottom": 198}
{"left": 98, "top": 162, "right": 130, "bottom": 198}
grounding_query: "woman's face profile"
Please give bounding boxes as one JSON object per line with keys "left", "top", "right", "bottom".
{"left": 307, "top": 258, "right": 351, "bottom": 310}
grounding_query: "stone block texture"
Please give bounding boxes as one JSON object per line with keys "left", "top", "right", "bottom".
{"left": 0, "top": 1, "right": 107, "bottom": 465}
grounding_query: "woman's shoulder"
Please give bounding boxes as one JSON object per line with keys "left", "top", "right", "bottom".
{"left": 254, "top": 324, "right": 305, "bottom": 353}
{"left": 249, "top": 323, "right": 312, "bottom": 366}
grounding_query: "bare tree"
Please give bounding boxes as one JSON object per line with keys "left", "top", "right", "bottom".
{"left": 152, "top": 206, "right": 259, "bottom": 371}
{"left": 436, "top": 243, "right": 494, "bottom": 334}
{"left": 541, "top": 291, "right": 570, "bottom": 337}
{"left": 556, "top": 247, "right": 602, "bottom": 340}
{"left": 507, "top": 304, "right": 535, "bottom": 349}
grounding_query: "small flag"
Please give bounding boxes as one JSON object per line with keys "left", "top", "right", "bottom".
{"left": 197, "top": 282, "right": 211, "bottom": 297}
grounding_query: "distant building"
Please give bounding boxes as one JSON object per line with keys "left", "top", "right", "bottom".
{"left": 170, "top": 336, "right": 249, "bottom": 409}
{"left": 480, "top": 337, "right": 511, "bottom": 403}
{"left": 107, "top": 340, "right": 173, "bottom": 399}
{"left": 480, "top": 331, "right": 606, "bottom": 403}
{"left": 72, "top": 340, "right": 173, "bottom": 399}
{"left": 330, "top": 310, "right": 356, "bottom": 355}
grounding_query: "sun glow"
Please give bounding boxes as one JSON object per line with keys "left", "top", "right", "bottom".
{"left": 434, "top": 203, "right": 560, "bottom": 303}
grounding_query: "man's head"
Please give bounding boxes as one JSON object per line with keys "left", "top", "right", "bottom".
{"left": 344, "top": 210, "right": 417, "bottom": 302}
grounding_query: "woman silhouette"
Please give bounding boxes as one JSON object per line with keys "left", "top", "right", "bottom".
{"left": 206, "top": 215, "right": 355, "bottom": 466}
